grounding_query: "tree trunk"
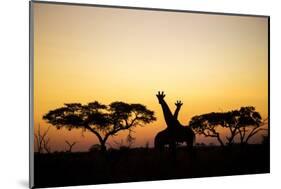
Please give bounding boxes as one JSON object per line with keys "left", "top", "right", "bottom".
{"left": 227, "top": 130, "right": 236, "bottom": 146}
{"left": 85, "top": 126, "right": 107, "bottom": 152}
{"left": 217, "top": 135, "right": 225, "bottom": 147}
{"left": 100, "top": 141, "right": 107, "bottom": 152}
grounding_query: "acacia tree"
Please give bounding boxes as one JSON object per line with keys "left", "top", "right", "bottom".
{"left": 43, "top": 101, "right": 156, "bottom": 151}
{"left": 189, "top": 112, "right": 225, "bottom": 146}
{"left": 236, "top": 107, "right": 268, "bottom": 144}
{"left": 189, "top": 106, "right": 267, "bottom": 146}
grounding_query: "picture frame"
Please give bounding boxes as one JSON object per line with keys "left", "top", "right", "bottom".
{"left": 29, "top": 1, "right": 270, "bottom": 188}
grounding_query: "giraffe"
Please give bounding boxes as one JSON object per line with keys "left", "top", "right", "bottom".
{"left": 154, "top": 91, "right": 195, "bottom": 151}
{"left": 154, "top": 99, "right": 183, "bottom": 149}
{"left": 156, "top": 91, "right": 181, "bottom": 131}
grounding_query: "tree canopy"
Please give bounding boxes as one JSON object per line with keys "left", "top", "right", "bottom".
{"left": 43, "top": 101, "right": 156, "bottom": 151}
{"left": 189, "top": 106, "right": 267, "bottom": 146}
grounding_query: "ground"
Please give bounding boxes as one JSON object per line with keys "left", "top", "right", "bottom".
{"left": 34, "top": 144, "right": 269, "bottom": 188}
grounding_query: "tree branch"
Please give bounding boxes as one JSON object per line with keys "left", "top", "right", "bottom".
{"left": 85, "top": 125, "right": 103, "bottom": 143}
{"left": 226, "top": 122, "right": 239, "bottom": 145}
{"left": 201, "top": 129, "right": 224, "bottom": 146}
{"left": 65, "top": 140, "right": 77, "bottom": 152}
{"left": 245, "top": 127, "right": 268, "bottom": 143}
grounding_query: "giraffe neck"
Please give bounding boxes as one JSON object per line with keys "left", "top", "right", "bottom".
{"left": 159, "top": 100, "right": 175, "bottom": 128}
{"left": 174, "top": 106, "right": 181, "bottom": 120}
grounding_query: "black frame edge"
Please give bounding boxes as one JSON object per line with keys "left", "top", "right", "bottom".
{"left": 32, "top": 0, "right": 269, "bottom": 18}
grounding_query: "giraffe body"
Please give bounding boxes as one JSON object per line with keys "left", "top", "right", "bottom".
{"left": 155, "top": 91, "right": 195, "bottom": 150}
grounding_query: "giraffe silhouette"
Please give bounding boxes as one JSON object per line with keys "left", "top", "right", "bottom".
{"left": 154, "top": 91, "right": 195, "bottom": 151}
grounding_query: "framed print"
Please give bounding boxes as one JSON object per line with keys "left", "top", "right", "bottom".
{"left": 29, "top": 1, "right": 270, "bottom": 188}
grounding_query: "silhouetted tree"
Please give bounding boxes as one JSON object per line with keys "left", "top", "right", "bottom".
{"left": 43, "top": 137, "right": 51, "bottom": 154}
{"left": 65, "top": 140, "right": 77, "bottom": 152}
{"left": 112, "top": 131, "right": 136, "bottom": 150}
{"left": 126, "top": 130, "right": 136, "bottom": 148}
{"left": 189, "top": 106, "right": 267, "bottom": 146}
{"left": 43, "top": 101, "right": 156, "bottom": 152}
{"left": 236, "top": 107, "right": 268, "bottom": 144}
{"left": 189, "top": 112, "right": 225, "bottom": 146}
{"left": 34, "top": 124, "right": 52, "bottom": 154}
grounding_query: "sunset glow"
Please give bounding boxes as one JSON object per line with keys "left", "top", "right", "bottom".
{"left": 33, "top": 3, "right": 268, "bottom": 151}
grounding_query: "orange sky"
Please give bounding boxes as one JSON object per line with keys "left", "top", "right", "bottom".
{"left": 32, "top": 2, "right": 268, "bottom": 152}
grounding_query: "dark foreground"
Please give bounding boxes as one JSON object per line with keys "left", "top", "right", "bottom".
{"left": 34, "top": 144, "right": 269, "bottom": 188}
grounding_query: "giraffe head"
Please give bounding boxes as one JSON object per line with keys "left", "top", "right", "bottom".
{"left": 156, "top": 91, "right": 166, "bottom": 104}
{"left": 175, "top": 100, "right": 183, "bottom": 108}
